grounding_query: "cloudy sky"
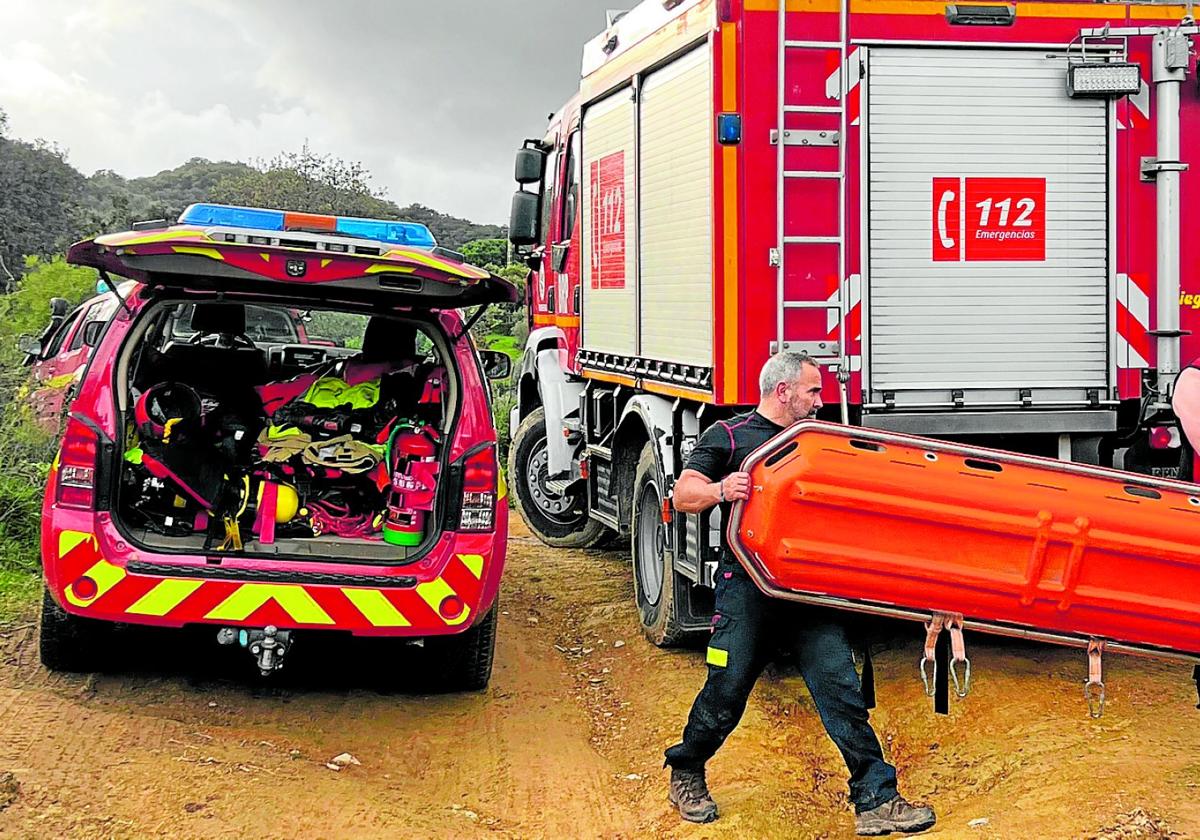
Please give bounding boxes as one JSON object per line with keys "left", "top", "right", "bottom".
{"left": 0, "top": 0, "right": 618, "bottom": 224}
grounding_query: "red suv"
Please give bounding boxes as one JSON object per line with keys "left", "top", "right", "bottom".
{"left": 38, "top": 204, "right": 517, "bottom": 690}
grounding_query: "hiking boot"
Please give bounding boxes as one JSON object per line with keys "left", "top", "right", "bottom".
{"left": 855, "top": 795, "right": 936, "bottom": 836}
{"left": 668, "top": 767, "right": 718, "bottom": 823}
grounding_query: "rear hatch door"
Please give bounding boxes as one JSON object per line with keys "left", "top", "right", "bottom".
{"left": 66, "top": 204, "right": 520, "bottom": 309}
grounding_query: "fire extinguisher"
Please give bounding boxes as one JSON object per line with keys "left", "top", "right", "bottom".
{"left": 382, "top": 423, "right": 438, "bottom": 547}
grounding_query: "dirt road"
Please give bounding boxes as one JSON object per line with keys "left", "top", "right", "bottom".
{"left": 1, "top": 520, "right": 1198, "bottom": 839}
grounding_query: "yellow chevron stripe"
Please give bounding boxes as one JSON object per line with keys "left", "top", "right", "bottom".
{"left": 364, "top": 264, "right": 418, "bottom": 276}
{"left": 99, "top": 228, "right": 209, "bottom": 247}
{"left": 416, "top": 578, "right": 471, "bottom": 627}
{"left": 126, "top": 579, "right": 204, "bottom": 617}
{"left": 458, "top": 554, "right": 484, "bottom": 580}
{"left": 342, "top": 589, "right": 412, "bottom": 628}
{"left": 172, "top": 246, "right": 226, "bottom": 261}
{"left": 65, "top": 558, "right": 127, "bottom": 607}
{"left": 59, "top": 530, "right": 93, "bottom": 560}
{"left": 204, "top": 584, "right": 334, "bottom": 625}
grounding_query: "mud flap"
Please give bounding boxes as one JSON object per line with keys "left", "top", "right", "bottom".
{"left": 1193, "top": 664, "right": 1200, "bottom": 709}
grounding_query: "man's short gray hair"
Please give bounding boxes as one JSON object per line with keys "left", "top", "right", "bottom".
{"left": 759, "top": 351, "right": 819, "bottom": 396}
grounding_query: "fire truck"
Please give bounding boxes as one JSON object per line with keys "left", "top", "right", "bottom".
{"left": 505, "top": 0, "right": 1199, "bottom": 645}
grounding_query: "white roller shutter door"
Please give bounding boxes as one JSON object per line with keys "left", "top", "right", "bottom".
{"left": 639, "top": 43, "right": 714, "bottom": 367}
{"left": 866, "top": 48, "right": 1111, "bottom": 405}
{"left": 582, "top": 87, "right": 638, "bottom": 357}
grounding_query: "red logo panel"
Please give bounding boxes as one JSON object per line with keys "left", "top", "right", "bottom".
{"left": 589, "top": 151, "right": 626, "bottom": 289}
{"left": 932, "top": 177, "right": 1047, "bottom": 262}
{"left": 932, "top": 178, "right": 961, "bottom": 263}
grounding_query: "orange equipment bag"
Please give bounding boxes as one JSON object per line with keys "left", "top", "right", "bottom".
{"left": 729, "top": 422, "right": 1200, "bottom": 712}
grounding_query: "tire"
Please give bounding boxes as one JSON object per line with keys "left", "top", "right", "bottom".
{"left": 423, "top": 604, "right": 498, "bottom": 692}
{"left": 630, "top": 444, "right": 688, "bottom": 647}
{"left": 508, "top": 407, "right": 610, "bottom": 548}
{"left": 38, "top": 585, "right": 112, "bottom": 673}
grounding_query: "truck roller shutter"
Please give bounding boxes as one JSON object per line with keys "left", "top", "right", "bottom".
{"left": 639, "top": 42, "right": 714, "bottom": 367}
{"left": 866, "top": 48, "right": 1111, "bottom": 407}
{"left": 582, "top": 87, "right": 638, "bottom": 357}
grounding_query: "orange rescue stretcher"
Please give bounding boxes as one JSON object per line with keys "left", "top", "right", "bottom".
{"left": 728, "top": 422, "right": 1200, "bottom": 717}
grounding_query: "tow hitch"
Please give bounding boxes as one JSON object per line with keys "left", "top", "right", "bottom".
{"left": 217, "top": 626, "right": 293, "bottom": 676}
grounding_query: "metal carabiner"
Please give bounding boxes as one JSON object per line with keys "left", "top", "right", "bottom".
{"left": 919, "top": 656, "right": 936, "bottom": 697}
{"left": 1085, "top": 680, "right": 1106, "bottom": 719}
{"left": 950, "top": 657, "right": 972, "bottom": 699}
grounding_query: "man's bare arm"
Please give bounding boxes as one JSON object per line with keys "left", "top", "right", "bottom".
{"left": 1175, "top": 368, "right": 1200, "bottom": 450}
{"left": 673, "top": 469, "right": 751, "bottom": 514}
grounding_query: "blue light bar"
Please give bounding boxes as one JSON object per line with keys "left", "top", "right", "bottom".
{"left": 336, "top": 217, "right": 437, "bottom": 248}
{"left": 177, "top": 203, "right": 437, "bottom": 249}
{"left": 180, "top": 204, "right": 285, "bottom": 231}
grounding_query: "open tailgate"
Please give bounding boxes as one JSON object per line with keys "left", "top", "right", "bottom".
{"left": 66, "top": 204, "right": 520, "bottom": 309}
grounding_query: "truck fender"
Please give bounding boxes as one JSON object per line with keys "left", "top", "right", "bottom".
{"left": 516, "top": 326, "right": 585, "bottom": 477}
{"left": 618, "top": 394, "right": 678, "bottom": 486}
{"left": 511, "top": 325, "right": 568, "bottom": 440}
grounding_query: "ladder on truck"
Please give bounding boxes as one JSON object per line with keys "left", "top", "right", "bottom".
{"left": 774, "top": 0, "right": 852, "bottom": 420}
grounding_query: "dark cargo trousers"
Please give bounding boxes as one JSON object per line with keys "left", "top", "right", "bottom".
{"left": 664, "top": 570, "right": 898, "bottom": 814}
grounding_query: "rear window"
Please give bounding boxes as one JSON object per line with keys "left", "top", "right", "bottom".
{"left": 170, "top": 303, "right": 300, "bottom": 344}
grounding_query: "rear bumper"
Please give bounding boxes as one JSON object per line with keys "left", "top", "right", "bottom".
{"left": 42, "top": 503, "right": 508, "bottom": 638}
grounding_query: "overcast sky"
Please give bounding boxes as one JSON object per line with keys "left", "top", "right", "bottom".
{"left": 0, "top": 0, "right": 619, "bottom": 224}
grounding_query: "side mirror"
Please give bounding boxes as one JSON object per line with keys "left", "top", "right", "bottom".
{"left": 479, "top": 349, "right": 513, "bottom": 381}
{"left": 17, "top": 334, "right": 43, "bottom": 358}
{"left": 49, "top": 297, "right": 70, "bottom": 319}
{"left": 514, "top": 148, "right": 546, "bottom": 185}
{"left": 82, "top": 321, "right": 105, "bottom": 348}
{"left": 509, "top": 191, "right": 542, "bottom": 247}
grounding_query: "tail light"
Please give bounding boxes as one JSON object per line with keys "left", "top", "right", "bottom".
{"left": 459, "top": 446, "right": 497, "bottom": 532}
{"left": 56, "top": 418, "right": 99, "bottom": 509}
{"left": 1149, "top": 426, "right": 1182, "bottom": 450}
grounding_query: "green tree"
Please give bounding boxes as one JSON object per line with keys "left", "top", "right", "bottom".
{"left": 0, "top": 256, "right": 99, "bottom": 367}
{"left": 460, "top": 238, "right": 509, "bottom": 271}
{"left": 0, "top": 132, "right": 87, "bottom": 284}
{"left": 211, "top": 143, "right": 396, "bottom": 218}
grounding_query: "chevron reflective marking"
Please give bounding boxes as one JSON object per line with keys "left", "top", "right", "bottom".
{"left": 416, "top": 577, "right": 472, "bottom": 627}
{"left": 65, "top": 558, "right": 127, "bottom": 608}
{"left": 342, "top": 588, "right": 412, "bottom": 628}
{"left": 204, "top": 584, "right": 335, "bottom": 625}
{"left": 126, "top": 579, "right": 205, "bottom": 617}
{"left": 59, "top": 530, "right": 93, "bottom": 561}
{"left": 1116, "top": 272, "right": 1151, "bottom": 369}
{"left": 458, "top": 554, "right": 484, "bottom": 580}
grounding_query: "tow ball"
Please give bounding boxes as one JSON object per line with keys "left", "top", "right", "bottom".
{"left": 216, "top": 626, "right": 293, "bottom": 676}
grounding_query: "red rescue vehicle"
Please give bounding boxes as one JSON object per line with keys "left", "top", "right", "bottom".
{"left": 505, "top": 0, "right": 1198, "bottom": 646}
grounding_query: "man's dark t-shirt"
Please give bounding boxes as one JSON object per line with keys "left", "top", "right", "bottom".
{"left": 682, "top": 411, "right": 785, "bottom": 574}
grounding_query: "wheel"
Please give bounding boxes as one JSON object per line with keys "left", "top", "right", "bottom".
{"left": 38, "top": 585, "right": 112, "bottom": 672}
{"left": 631, "top": 444, "right": 688, "bottom": 647}
{"left": 508, "top": 407, "right": 611, "bottom": 548}
{"left": 422, "top": 604, "right": 498, "bottom": 692}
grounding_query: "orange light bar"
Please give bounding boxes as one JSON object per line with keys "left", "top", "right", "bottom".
{"left": 283, "top": 212, "right": 337, "bottom": 232}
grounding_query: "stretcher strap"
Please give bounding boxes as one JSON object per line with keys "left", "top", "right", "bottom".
{"left": 921, "top": 612, "right": 970, "bottom": 714}
{"left": 1085, "top": 639, "right": 1106, "bottom": 719}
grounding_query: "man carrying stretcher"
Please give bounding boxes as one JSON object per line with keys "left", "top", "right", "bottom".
{"left": 664, "top": 352, "right": 936, "bottom": 836}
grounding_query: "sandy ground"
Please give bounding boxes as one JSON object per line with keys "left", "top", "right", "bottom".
{"left": 1, "top": 518, "right": 1198, "bottom": 839}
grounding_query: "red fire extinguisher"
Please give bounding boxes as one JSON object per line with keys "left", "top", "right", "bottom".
{"left": 382, "top": 424, "right": 439, "bottom": 547}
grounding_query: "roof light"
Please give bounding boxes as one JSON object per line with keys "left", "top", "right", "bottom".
{"left": 945, "top": 4, "right": 1015, "bottom": 26}
{"left": 1067, "top": 62, "right": 1142, "bottom": 98}
{"left": 177, "top": 203, "right": 438, "bottom": 248}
